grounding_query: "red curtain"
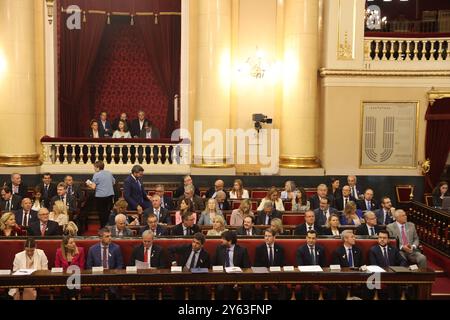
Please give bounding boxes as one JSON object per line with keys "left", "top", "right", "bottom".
{"left": 424, "top": 98, "right": 450, "bottom": 191}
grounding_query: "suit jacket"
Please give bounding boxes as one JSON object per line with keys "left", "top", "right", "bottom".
{"left": 375, "top": 208, "right": 395, "bottom": 225}
{"left": 0, "top": 194, "right": 22, "bottom": 212}
{"left": 130, "top": 118, "right": 149, "bottom": 138}
{"left": 255, "top": 210, "right": 283, "bottom": 225}
{"left": 130, "top": 244, "right": 165, "bottom": 268}
{"left": 296, "top": 244, "right": 326, "bottom": 267}
{"left": 178, "top": 195, "right": 205, "bottom": 211}
{"left": 357, "top": 199, "right": 379, "bottom": 211}
{"left": 86, "top": 242, "right": 123, "bottom": 269}
{"left": 348, "top": 185, "right": 362, "bottom": 199}
{"left": 109, "top": 226, "right": 134, "bottom": 237}
{"left": 217, "top": 200, "right": 230, "bottom": 211}
{"left": 214, "top": 244, "right": 251, "bottom": 268}
{"left": 139, "top": 126, "right": 160, "bottom": 139}
{"left": 87, "top": 129, "right": 104, "bottom": 138}
{"left": 355, "top": 224, "right": 382, "bottom": 236}
{"left": 235, "top": 226, "right": 262, "bottom": 236}
{"left": 171, "top": 223, "right": 201, "bottom": 236}
{"left": 322, "top": 227, "right": 340, "bottom": 236}
{"left": 98, "top": 119, "right": 112, "bottom": 137}
{"left": 123, "top": 175, "right": 150, "bottom": 210}
{"left": 6, "top": 182, "right": 28, "bottom": 199}
{"left": 294, "top": 223, "right": 324, "bottom": 236}
{"left": 50, "top": 194, "right": 77, "bottom": 212}
{"left": 332, "top": 245, "right": 364, "bottom": 268}
{"left": 254, "top": 243, "right": 285, "bottom": 267}
{"left": 138, "top": 224, "right": 168, "bottom": 236}
{"left": 143, "top": 207, "right": 171, "bottom": 224}
{"left": 168, "top": 244, "right": 211, "bottom": 269}
{"left": 28, "top": 220, "right": 62, "bottom": 236}
{"left": 309, "top": 194, "right": 334, "bottom": 210}
{"left": 386, "top": 222, "right": 420, "bottom": 248}
{"left": 37, "top": 183, "right": 57, "bottom": 208}
{"left": 369, "top": 245, "right": 408, "bottom": 267}
{"left": 13, "top": 249, "right": 48, "bottom": 271}
{"left": 313, "top": 207, "right": 339, "bottom": 226}
{"left": 55, "top": 247, "right": 85, "bottom": 270}
{"left": 334, "top": 195, "right": 357, "bottom": 211}
{"left": 14, "top": 209, "right": 38, "bottom": 227}
{"left": 160, "top": 196, "right": 174, "bottom": 210}
{"left": 66, "top": 184, "right": 85, "bottom": 206}
{"left": 205, "top": 187, "right": 230, "bottom": 200}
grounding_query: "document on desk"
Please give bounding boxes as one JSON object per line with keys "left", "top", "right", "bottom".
{"left": 135, "top": 260, "right": 150, "bottom": 270}
{"left": 12, "top": 269, "right": 36, "bottom": 276}
{"left": 251, "top": 267, "right": 269, "bottom": 273}
{"left": 298, "top": 266, "right": 323, "bottom": 272}
{"left": 225, "top": 267, "right": 242, "bottom": 273}
{"left": 366, "top": 265, "right": 386, "bottom": 273}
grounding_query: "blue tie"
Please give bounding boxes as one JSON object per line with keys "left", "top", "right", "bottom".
{"left": 347, "top": 248, "right": 353, "bottom": 267}
{"left": 383, "top": 247, "right": 390, "bottom": 267}
{"left": 225, "top": 249, "right": 231, "bottom": 267}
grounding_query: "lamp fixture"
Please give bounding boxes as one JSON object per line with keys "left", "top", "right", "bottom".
{"left": 238, "top": 47, "right": 270, "bottom": 79}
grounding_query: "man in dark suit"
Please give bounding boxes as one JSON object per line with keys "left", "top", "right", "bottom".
{"left": 64, "top": 175, "right": 85, "bottom": 206}
{"left": 139, "top": 121, "right": 160, "bottom": 139}
{"left": 36, "top": 173, "right": 57, "bottom": 209}
{"left": 313, "top": 197, "right": 338, "bottom": 226}
{"left": 154, "top": 184, "right": 174, "bottom": 210}
{"left": 50, "top": 183, "right": 77, "bottom": 212}
{"left": 294, "top": 210, "right": 324, "bottom": 236}
{"left": 130, "top": 110, "right": 149, "bottom": 138}
{"left": 214, "top": 231, "right": 252, "bottom": 299}
{"left": 0, "top": 186, "right": 22, "bottom": 212}
{"left": 86, "top": 228, "right": 124, "bottom": 269}
{"left": 178, "top": 185, "right": 205, "bottom": 211}
{"left": 215, "top": 190, "right": 230, "bottom": 211}
{"left": 174, "top": 175, "right": 201, "bottom": 198}
{"left": 309, "top": 184, "right": 334, "bottom": 210}
{"left": 14, "top": 198, "right": 38, "bottom": 227}
{"left": 334, "top": 185, "right": 357, "bottom": 211}
{"left": 357, "top": 188, "right": 379, "bottom": 211}
{"left": 130, "top": 230, "right": 165, "bottom": 268}
{"left": 98, "top": 111, "right": 112, "bottom": 137}
{"left": 236, "top": 215, "right": 262, "bottom": 236}
{"left": 6, "top": 173, "right": 28, "bottom": 199}
{"left": 256, "top": 201, "right": 282, "bottom": 225}
{"left": 355, "top": 211, "right": 382, "bottom": 236}
{"left": 143, "top": 195, "right": 171, "bottom": 224}
{"left": 123, "top": 165, "right": 151, "bottom": 212}
{"left": 28, "top": 208, "right": 62, "bottom": 236}
{"left": 112, "top": 112, "right": 131, "bottom": 131}
{"left": 204, "top": 179, "right": 228, "bottom": 199}
{"left": 347, "top": 175, "right": 362, "bottom": 200}
{"left": 139, "top": 213, "right": 168, "bottom": 236}
{"left": 375, "top": 196, "right": 395, "bottom": 225}
{"left": 171, "top": 212, "right": 201, "bottom": 236}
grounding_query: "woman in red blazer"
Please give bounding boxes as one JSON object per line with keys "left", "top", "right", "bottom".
{"left": 55, "top": 236, "right": 85, "bottom": 270}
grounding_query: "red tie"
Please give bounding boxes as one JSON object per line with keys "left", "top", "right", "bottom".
{"left": 41, "top": 223, "right": 47, "bottom": 236}
{"left": 144, "top": 248, "right": 148, "bottom": 263}
{"left": 401, "top": 225, "right": 409, "bottom": 246}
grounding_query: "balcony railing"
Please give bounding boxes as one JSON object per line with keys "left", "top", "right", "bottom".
{"left": 40, "top": 137, "right": 191, "bottom": 174}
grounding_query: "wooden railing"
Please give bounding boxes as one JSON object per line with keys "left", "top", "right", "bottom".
{"left": 407, "top": 201, "right": 450, "bottom": 256}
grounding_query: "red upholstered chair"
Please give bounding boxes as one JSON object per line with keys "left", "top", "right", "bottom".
{"left": 251, "top": 190, "right": 267, "bottom": 200}
{"left": 251, "top": 201, "right": 258, "bottom": 211}
{"left": 395, "top": 185, "right": 414, "bottom": 203}
{"left": 148, "top": 190, "right": 156, "bottom": 196}
{"left": 284, "top": 202, "right": 292, "bottom": 211}
{"left": 232, "top": 201, "right": 241, "bottom": 210}
{"left": 305, "top": 188, "right": 316, "bottom": 199}
{"left": 164, "top": 191, "right": 173, "bottom": 198}
{"left": 282, "top": 214, "right": 305, "bottom": 225}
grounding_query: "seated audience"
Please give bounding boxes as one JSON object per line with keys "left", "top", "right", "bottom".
{"left": 175, "top": 198, "right": 197, "bottom": 225}
{"left": 230, "top": 199, "right": 254, "bottom": 226}
{"left": 112, "top": 119, "right": 131, "bottom": 138}
{"left": 432, "top": 181, "right": 449, "bottom": 207}
{"left": 49, "top": 200, "right": 69, "bottom": 229}
{"left": 0, "top": 212, "right": 26, "bottom": 236}
{"left": 291, "top": 187, "right": 310, "bottom": 212}
{"left": 355, "top": 211, "right": 381, "bottom": 236}
{"left": 198, "top": 198, "right": 224, "bottom": 225}
{"left": 257, "top": 187, "right": 285, "bottom": 212}
{"left": 357, "top": 188, "right": 379, "bottom": 211}
{"left": 340, "top": 201, "right": 363, "bottom": 226}
{"left": 236, "top": 215, "right": 261, "bottom": 236}
{"left": 130, "top": 230, "right": 165, "bottom": 268}
{"left": 347, "top": 175, "right": 362, "bottom": 199}
{"left": 296, "top": 230, "right": 326, "bottom": 266}
{"left": 87, "top": 119, "right": 103, "bottom": 138}
{"left": 123, "top": 165, "right": 151, "bottom": 212}
{"left": 107, "top": 199, "right": 139, "bottom": 226}
{"left": 140, "top": 121, "right": 160, "bottom": 139}
{"left": 86, "top": 228, "right": 124, "bottom": 269}
{"left": 280, "top": 180, "right": 297, "bottom": 201}
{"left": 256, "top": 201, "right": 283, "bottom": 225}
{"left": 229, "top": 179, "right": 249, "bottom": 199}
{"left": 55, "top": 236, "right": 85, "bottom": 270}
{"left": 130, "top": 110, "right": 149, "bottom": 138}
{"left": 143, "top": 195, "right": 171, "bottom": 224}
{"left": 50, "top": 182, "right": 76, "bottom": 212}
{"left": 31, "top": 187, "right": 43, "bottom": 212}
{"left": 386, "top": 209, "right": 427, "bottom": 268}
{"left": 172, "top": 212, "right": 200, "bottom": 236}
{"left": 376, "top": 196, "right": 395, "bottom": 225}
{"left": 7, "top": 173, "right": 28, "bottom": 199}
{"left": 0, "top": 186, "right": 22, "bottom": 212}
{"left": 206, "top": 215, "right": 228, "bottom": 236}
{"left": 178, "top": 184, "right": 205, "bottom": 212}
{"left": 313, "top": 197, "right": 338, "bottom": 226}
{"left": 328, "top": 177, "right": 341, "bottom": 205}
{"left": 294, "top": 210, "right": 323, "bottom": 236}
{"left": 270, "top": 218, "right": 289, "bottom": 236}
{"left": 332, "top": 230, "right": 364, "bottom": 268}
{"left": 215, "top": 190, "right": 230, "bottom": 211}
{"left": 154, "top": 184, "right": 173, "bottom": 210}
{"left": 28, "top": 208, "right": 62, "bottom": 236}
{"left": 369, "top": 230, "right": 407, "bottom": 268}
{"left": 36, "top": 173, "right": 57, "bottom": 209}
{"left": 205, "top": 179, "right": 226, "bottom": 199}
{"left": 174, "top": 175, "right": 200, "bottom": 198}
{"left": 98, "top": 111, "right": 112, "bottom": 137}
{"left": 14, "top": 198, "right": 38, "bottom": 227}
{"left": 309, "top": 184, "right": 333, "bottom": 211}
{"left": 323, "top": 213, "right": 341, "bottom": 236}
{"left": 109, "top": 213, "right": 133, "bottom": 237}
{"left": 139, "top": 213, "right": 167, "bottom": 236}
{"left": 112, "top": 112, "right": 130, "bottom": 131}
{"left": 334, "top": 185, "right": 357, "bottom": 211}
{"left": 10, "top": 238, "right": 48, "bottom": 300}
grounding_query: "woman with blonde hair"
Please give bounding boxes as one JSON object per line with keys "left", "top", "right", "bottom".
{"left": 270, "top": 218, "right": 286, "bottom": 236}
{"left": 198, "top": 198, "right": 224, "bottom": 225}
{"left": 64, "top": 221, "right": 79, "bottom": 236}
{"left": 55, "top": 236, "right": 85, "bottom": 270}
{"left": 340, "top": 201, "right": 363, "bottom": 226}
{"left": 206, "top": 215, "right": 228, "bottom": 236}
{"left": 230, "top": 199, "right": 254, "bottom": 226}
{"left": 0, "top": 212, "right": 26, "bottom": 237}
{"left": 229, "top": 179, "right": 249, "bottom": 199}
{"left": 257, "top": 187, "right": 285, "bottom": 212}
{"left": 280, "top": 180, "right": 297, "bottom": 201}
{"left": 49, "top": 200, "right": 69, "bottom": 228}
{"left": 324, "top": 213, "right": 341, "bottom": 236}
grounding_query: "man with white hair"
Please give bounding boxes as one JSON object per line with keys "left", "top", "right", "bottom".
{"left": 110, "top": 213, "right": 133, "bottom": 237}
{"left": 309, "top": 184, "right": 333, "bottom": 210}
{"left": 355, "top": 211, "right": 381, "bottom": 236}
{"left": 130, "top": 230, "right": 165, "bottom": 268}
{"left": 347, "top": 175, "right": 361, "bottom": 199}
{"left": 332, "top": 230, "right": 364, "bottom": 268}
{"left": 7, "top": 173, "right": 28, "bottom": 199}
{"left": 386, "top": 209, "right": 427, "bottom": 268}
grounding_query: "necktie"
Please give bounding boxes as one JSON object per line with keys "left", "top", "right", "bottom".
{"left": 269, "top": 246, "right": 274, "bottom": 266}
{"left": 44, "top": 185, "right": 48, "bottom": 197}
{"left": 310, "top": 247, "right": 316, "bottom": 265}
{"left": 102, "top": 246, "right": 108, "bottom": 268}
{"left": 344, "top": 198, "right": 348, "bottom": 206}
{"left": 308, "top": 225, "right": 312, "bottom": 231}
{"left": 24, "top": 212, "right": 29, "bottom": 227}
{"left": 41, "top": 223, "right": 47, "bottom": 236}
{"left": 68, "top": 186, "right": 72, "bottom": 196}
{"left": 155, "top": 210, "right": 160, "bottom": 222}
{"left": 5, "top": 200, "right": 10, "bottom": 211}
{"left": 401, "top": 225, "right": 409, "bottom": 246}
{"left": 367, "top": 201, "right": 371, "bottom": 210}
{"left": 225, "top": 249, "right": 231, "bottom": 267}
{"left": 347, "top": 248, "right": 353, "bottom": 267}
{"left": 370, "top": 227, "right": 375, "bottom": 236}
{"left": 383, "top": 247, "right": 390, "bottom": 266}
{"left": 144, "top": 248, "right": 148, "bottom": 263}
{"left": 384, "top": 211, "right": 389, "bottom": 224}
{"left": 190, "top": 251, "right": 197, "bottom": 269}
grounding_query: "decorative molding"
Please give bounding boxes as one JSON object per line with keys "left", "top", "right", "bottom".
{"left": 338, "top": 31, "right": 353, "bottom": 60}
{"left": 320, "top": 68, "right": 450, "bottom": 78}
{"left": 279, "top": 156, "right": 321, "bottom": 169}
{"left": 336, "top": 0, "right": 357, "bottom": 61}
{"left": 0, "top": 154, "right": 42, "bottom": 167}
{"left": 427, "top": 88, "right": 450, "bottom": 105}
{"left": 45, "top": 0, "right": 55, "bottom": 24}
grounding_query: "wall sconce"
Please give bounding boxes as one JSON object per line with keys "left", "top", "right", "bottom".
{"left": 238, "top": 48, "right": 270, "bottom": 79}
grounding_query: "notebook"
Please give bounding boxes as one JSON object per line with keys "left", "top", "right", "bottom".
{"left": 389, "top": 266, "right": 411, "bottom": 273}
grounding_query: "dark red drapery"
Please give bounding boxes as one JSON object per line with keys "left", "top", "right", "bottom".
{"left": 424, "top": 98, "right": 450, "bottom": 191}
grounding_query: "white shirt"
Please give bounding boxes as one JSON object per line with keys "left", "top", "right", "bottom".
{"left": 245, "top": 228, "right": 252, "bottom": 236}
{"left": 145, "top": 129, "right": 152, "bottom": 138}
{"left": 306, "top": 224, "right": 315, "bottom": 231}
{"left": 229, "top": 189, "right": 250, "bottom": 199}
{"left": 185, "top": 249, "right": 199, "bottom": 269}
{"left": 154, "top": 207, "right": 161, "bottom": 221}
{"left": 139, "top": 120, "right": 145, "bottom": 130}
{"left": 266, "top": 244, "right": 274, "bottom": 263}
{"left": 227, "top": 245, "right": 235, "bottom": 267}
{"left": 115, "top": 227, "right": 123, "bottom": 237}
{"left": 332, "top": 229, "right": 340, "bottom": 236}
